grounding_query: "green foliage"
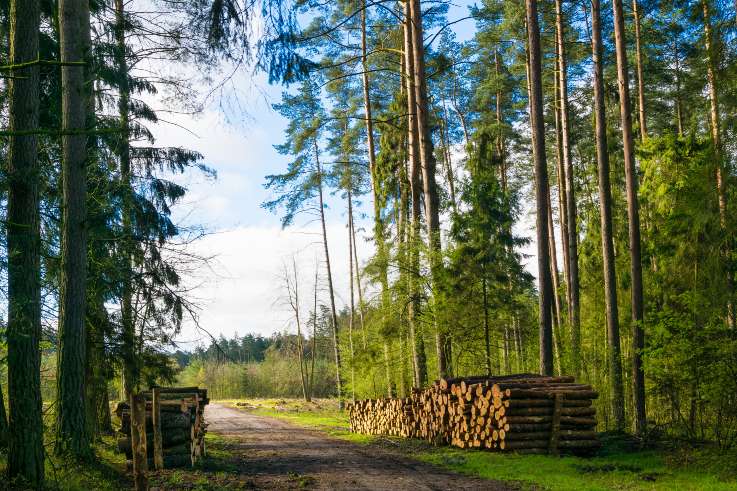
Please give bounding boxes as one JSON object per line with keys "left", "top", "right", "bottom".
{"left": 638, "top": 135, "right": 737, "bottom": 446}
{"left": 178, "top": 344, "right": 337, "bottom": 399}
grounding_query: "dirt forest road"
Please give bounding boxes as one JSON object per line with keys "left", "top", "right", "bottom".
{"left": 205, "top": 403, "right": 513, "bottom": 491}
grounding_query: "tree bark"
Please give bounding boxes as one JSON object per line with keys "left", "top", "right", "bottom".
{"left": 553, "top": 44, "right": 571, "bottom": 329}
{"left": 547, "top": 190, "right": 563, "bottom": 375}
{"left": 309, "top": 265, "right": 319, "bottom": 399}
{"left": 360, "top": 0, "right": 393, "bottom": 396}
{"left": 525, "top": 0, "right": 555, "bottom": 376}
{"left": 7, "top": 0, "right": 45, "bottom": 483}
{"left": 315, "top": 141, "right": 344, "bottom": 408}
{"left": 403, "top": 3, "right": 427, "bottom": 387}
{"left": 450, "top": 77, "right": 470, "bottom": 149}
{"left": 130, "top": 393, "right": 148, "bottom": 491}
{"left": 591, "top": 0, "right": 623, "bottom": 433}
{"left": 350, "top": 209, "right": 367, "bottom": 349}
{"left": 633, "top": 0, "right": 648, "bottom": 141}
{"left": 440, "top": 105, "right": 458, "bottom": 213}
{"left": 673, "top": 36, "right": 684, "bottom": 137}
{"left": 483, "top": 277, "right": 492, "bottom": 376}
{"left": 555, "top": 0, "right": 580, "bottom": 375}
{"left": 494, "top": 50, "right": 506, "bottom": 181}
{"left": 56, "top": 0, "right": 91, "bottom": 458}
{"left": 347, "top": 187, "right": 357, "bottom": 402}
{"left": 408, "top": 0, "right": 447, "bottom": 377}
{"left": 612, "top": 0, "right": 643, "bottom": 433}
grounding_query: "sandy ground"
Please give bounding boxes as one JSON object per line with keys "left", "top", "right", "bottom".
{"left": 204, "top": 403, "right": 513, "bottom": 491}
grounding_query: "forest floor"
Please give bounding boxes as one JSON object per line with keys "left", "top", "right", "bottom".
{"left": 214, "top": 398, "right": 737, "bottom": 491}
{"left": 2, "top": 398, "right": 736, "bottom": 490}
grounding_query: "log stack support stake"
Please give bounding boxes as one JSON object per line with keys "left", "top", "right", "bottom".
{"left": 131, "top": 393, "right": 148, "bottom": 490}
{"left": 152, "top": 387, "right": 164, "bottom": 470}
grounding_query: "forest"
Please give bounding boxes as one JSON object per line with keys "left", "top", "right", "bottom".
{"left": 1, "top": 0, "right": 737, "bottom": 488}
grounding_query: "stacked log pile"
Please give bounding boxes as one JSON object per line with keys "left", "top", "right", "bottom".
{"left": 116, "top": 387, "right": 209, "bottom": 469}
{"left": 348, "top": 374, "right": 600, "bottom": 455}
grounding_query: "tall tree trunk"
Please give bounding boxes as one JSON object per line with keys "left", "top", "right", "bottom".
{"left": 591, "top": 0, "right": 624, "bottom": 434}
{"left": 547, "top": 190, "right": 563, "bottom": 375}
{"left": 287, "top": 259, "right": 309, "bottom": 402}
{"left": 397, "top": 168, "right": 411, "bottom": 396}
{"left": 82, "top": 0, "right": 110, "bottom": 441}
{"left": 350, "top": 216, "right": 367, "bottom": 349}
{"left": 347, "top": 188, "right": 357, "bottom": 402}
{"left": 553, "top": 45, "right": 571, "bottom": 327}
{"left": 315, "top": 141, "right": 344, "bottom": 408}
{"left": 497, "top": 50, "right": 517, "bottom": 377}
{"left": 525, "top": 0, "right": 555, "bottom": 376}
{"left": 633, "top": 0, "right": 648, "bottom": 141}
{"left": 408, "top": 0, "right": 447, "bottom": 377}
{"left": 115, "top": 0, "right": 137, "bottom": 400}
{"left": 450, "top": 77, "right": 470, "bottom": 149}
{"left": 403, "top": 4, "right": 427, "bottom": 387}
{"left": 503, "top": 327, "right": 511, "bottom": 374}
{"left": 7, "top": 0, "right": 45, "bottom": 483}
{"left": 360, "top": 0, "right": 393, "bottom": 396}
{"left": 440, "top": 105, "right": 458, "bottom": 213}
{"left": 56, "top": 0, "right": 91, "bottom": 458}
{"left": 555, "top": 0, "right": 580, "bottom": 375}
{"left": 514, "top": 316, "right": 525, "bottom": 371}
{"left": 309, "top": 265, "right": 319, "bottom": 400}
{"left": 483, "top": 276, "right": 492, "bottom": 376}
{"left": 673, "top": 36, "right": 684, "bottom": 137}
{"left": 494, "top": 50, "right": 506, "bottom": 179}
{"left": 612, "top": 0, "right": 644, "bottom": 433}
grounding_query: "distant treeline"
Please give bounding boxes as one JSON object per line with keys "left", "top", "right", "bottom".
{"left": 174, "top": 330, "right": 337, "bottom": 399}
{"left": 173, "top": 333, "right": 272, "bottom": 367}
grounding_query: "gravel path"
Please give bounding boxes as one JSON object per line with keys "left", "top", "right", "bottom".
{"left": 204, "top": 403, "right": 514, "bottom": 491}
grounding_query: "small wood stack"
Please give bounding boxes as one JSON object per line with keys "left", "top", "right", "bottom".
{"left": 116, "top": 386, "right": 209, "bottom": 469}
{"left": 349, "top": 374, "right": 600, "bottom": 455}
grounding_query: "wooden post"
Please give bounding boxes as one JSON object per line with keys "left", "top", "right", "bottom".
{"left": 193, "top": 393, "right": 201, "bottom": 464}
{"left": 198, "top": 394, "right": 206, "bottom": 458}
{"left": 152, "top": 387, "right": 164, "bottom": 470}
{"left": 130, "top": 393, "right": 149, "bottom": 490}
{"left": 548, "top": 393, "right": 563, "bottom": 455}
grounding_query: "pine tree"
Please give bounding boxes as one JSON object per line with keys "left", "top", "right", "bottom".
{"left": 6, "top": 0, "right": 45, "bottom": 483}
{"left": 56, "top": 0, "right": 92, "bottom": 458}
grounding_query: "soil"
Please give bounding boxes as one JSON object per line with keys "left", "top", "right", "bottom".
{"left": 203, "top": 403, "right": 514, "bottom": 491}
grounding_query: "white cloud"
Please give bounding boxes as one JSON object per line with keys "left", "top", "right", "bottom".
{"left": 176, "top": 221, "right": 374, "bottom": 347}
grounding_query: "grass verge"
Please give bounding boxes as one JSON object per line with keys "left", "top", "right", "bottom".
{"left": 222, "top": 397, "right": 737, "bottom": 491}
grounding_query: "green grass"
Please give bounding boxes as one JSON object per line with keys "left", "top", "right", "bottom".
{"left": 222, "top": 398, "right": 737, "bottom": 491}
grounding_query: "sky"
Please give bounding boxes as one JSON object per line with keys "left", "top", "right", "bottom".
{"left": 149, "top": 69, "right": 383, "bottom": 348}
{"left": 144, "top": 4, "right": 538, "bottom": 349}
